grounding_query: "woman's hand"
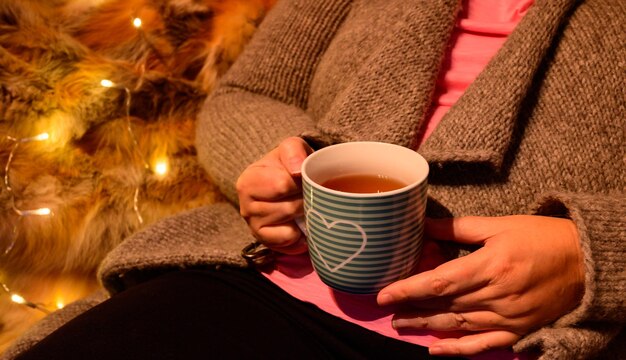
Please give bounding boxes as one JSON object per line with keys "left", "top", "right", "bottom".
{"left": 377, "top": 215, "right": 585, "bottom": 356}
{"left": 236, "top": 137, "right": 313, "bottom": 254}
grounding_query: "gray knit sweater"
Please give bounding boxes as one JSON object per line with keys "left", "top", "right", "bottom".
{"left": 5, "top": 0, "right": 624, "bottom": 359}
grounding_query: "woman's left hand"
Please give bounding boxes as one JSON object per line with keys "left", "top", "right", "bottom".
{"left": 377, "top": 215, "right": 585, "bottom": 356}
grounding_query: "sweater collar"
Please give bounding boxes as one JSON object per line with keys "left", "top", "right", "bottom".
{"left": 420, "top": 0, "right": 578, "bottom": 176}
{"left": 315, "top": 0, "right": 461, "bottom": 147}
{"left": 316, "top": 0, "right": 578, "bottom": 175}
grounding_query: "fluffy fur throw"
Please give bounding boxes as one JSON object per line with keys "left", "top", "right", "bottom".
{"left": 0, "top": 0, "right": 273, "bottom": 351}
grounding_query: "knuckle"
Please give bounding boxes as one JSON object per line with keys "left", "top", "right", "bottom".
{"left": 430, "top": 277, "right": 453, "bottom": 296}
{"left": 282, "top": 136, "right": 305, "bottom": 148}
{"left": 488, "top": 257, "right": 514, "bottom": 284}
{"left": 453, "top": 313, "right": 470, "bottom": 330}
{"left": 236, "top": 172, "right": 256, "bottom": 196}
{"left": 235, "top": 176, "right": 246, "bottom": 194}
{"left": 272, "top": 176, "right": 294, "bottom": 197}
{"left": 504, "top": 291, "right": 524, "bottom": 305}
{"left": 280, "top": 137, "right": 295, "bottom": 149}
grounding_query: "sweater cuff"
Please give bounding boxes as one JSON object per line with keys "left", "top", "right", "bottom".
{"left": 98, "top": 203, "right": 254, "bottom": 294}
{"left": 514, "top": 192, "right": 625, "bottom": 358}
{"left": 530, "top": 192, "right": 625, "bottom": 325}
{"left": 513, "top": 323, "right": 622, "bottom": 359}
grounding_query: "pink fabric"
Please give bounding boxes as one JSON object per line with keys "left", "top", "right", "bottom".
{"left": 263, "top": 1, "right": 534, "bottom": 358}
{"left": 415, "top": 0, "right": 533, "bottom": 145}
{"left": 263, "top": 248, "right": 527, "bottom": 360}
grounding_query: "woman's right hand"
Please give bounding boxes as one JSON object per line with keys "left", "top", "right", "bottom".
{"left": 236, "top": 137, "right": 314, "bottom": 254}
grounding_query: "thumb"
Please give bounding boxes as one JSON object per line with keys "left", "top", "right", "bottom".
{"left": 278, "top": 137, "right": 314, "bottom": 176}
{"left": 425, "top": 216, "right": 501, "bottom": 245}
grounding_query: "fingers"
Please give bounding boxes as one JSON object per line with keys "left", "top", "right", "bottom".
{"left": 429, "top": 331, "right": 521, "bottom": 356}
{"left": 243, "top": 195, "right": 304, "bottom": 223}
{"left": 377, "top": 248, "right": 491, "bottom": 305}
{"left": 257, "top": 225, "right": 308, "bottom": 254}
{"left": 392, "top": 310, "right": 510, "bottom": 332}
{"left": 237, "top": 163, "right": 301, "bottom": 202}
{"left": 278, "top": 136, "right": 314, "bottom": 176}
{"left": 237, "top": 137, "right": 312, "bottom": 202}
{"left": 425, "top": 216, "right": 502, "bottom": 244}
{"left": 237, "top": 137, "right": 313, "bottom": 252}
{"left": 245, "top": 195, "right": 307, "bottom": 254}
{"left": 239, "top": 175, "right": 306, "bottom": 253}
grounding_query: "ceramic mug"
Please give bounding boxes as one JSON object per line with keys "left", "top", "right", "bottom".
{"left": 300, "top": 141, "right": 429, "bottom": 294}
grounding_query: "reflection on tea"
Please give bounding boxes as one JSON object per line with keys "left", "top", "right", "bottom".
{"left": 321, "top": 174, "right": 406, "bottom": 193}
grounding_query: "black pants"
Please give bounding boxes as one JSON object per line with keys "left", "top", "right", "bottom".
{"left": 17, "top": 268, "right": 465, "bottom": 360}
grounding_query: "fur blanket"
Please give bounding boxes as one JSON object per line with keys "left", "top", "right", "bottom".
{"left": 0, "top": 0, "right": 273, "bottom": 351}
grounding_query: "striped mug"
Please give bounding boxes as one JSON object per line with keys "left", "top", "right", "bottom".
{"left": 300, "top": 142, "right": 429, "bottom": 294}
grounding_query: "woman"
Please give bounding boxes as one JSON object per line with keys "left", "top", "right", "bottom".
{"left": 8, "top": 0, "right": 624, "bottom": 359}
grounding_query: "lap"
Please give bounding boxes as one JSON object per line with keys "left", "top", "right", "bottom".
{"left": 16, "top": 268, "right": 459, "bottom": 360}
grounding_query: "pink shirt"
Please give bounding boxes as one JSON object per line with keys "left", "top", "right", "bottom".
{"left": 263, "top": 1, "right": 534, "bottom": 358}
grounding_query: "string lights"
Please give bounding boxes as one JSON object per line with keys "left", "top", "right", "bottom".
{"left": 1, "top": 283, "right": 51, "bottom": 315}
{"left": 100, "top": 78, "right": 146, "bottom": 225}
{"left": 102, "top": 15, "right": 174, "bottom": 224}
{"left": 1, "top": 14, "right": 172, "bottom": 316}
{"left": 2, "top": 132, "right": 56, "bottom": 314}
{"left": 4, "top": 133, "right": 52, "bottom": 217}
{"left": 131, "top": 15, "right": 170, "bottom": 71}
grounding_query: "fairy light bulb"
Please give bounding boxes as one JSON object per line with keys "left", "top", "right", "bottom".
{"left": 100, "top": 79, "right": 115, "bottom": 88}
{"left": 32, "top": 208, "right": 52, "bottom": 216}
{"left": 154, "top": 158, "right": 168, "bottom": 176}
{"left": 29, "top": 133, "right": 49, "bottom": 142}
{"left": 56, "top": 299, "right": 65, "bottom": 309}
{"left": 11, "top": 294, "right": 26, "bottom": 305}
{"left": 132, "top": 17, "right": 143, "bottom": 29}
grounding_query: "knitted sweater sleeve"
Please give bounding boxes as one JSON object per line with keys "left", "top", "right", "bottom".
{"left": 515, "top": 192, "right": 626, "bottom": 359}
{"left": 196, "top": 0, "right": 352, "bottom": 203}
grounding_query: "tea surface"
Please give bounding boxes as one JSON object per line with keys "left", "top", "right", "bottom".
{"left": 321, "top": 174, "right": 406, "bottom": 193}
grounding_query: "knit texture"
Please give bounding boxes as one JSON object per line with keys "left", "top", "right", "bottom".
{"left": 98, "top": 203, "right": 253, "bottom": 294}
{"left": 197, "top": 0, "right": 353, "bottom": 201}
{"left": 5, "top": 0, "right": 625, "bottom": 358}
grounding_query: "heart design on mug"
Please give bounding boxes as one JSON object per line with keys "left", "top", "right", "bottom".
{"left": 306, "top": 209, "right": 367, "bottom": 273}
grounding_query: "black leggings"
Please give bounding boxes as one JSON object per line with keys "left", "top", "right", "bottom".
{"left": 17, "top": 268, "right": 465, "bottom": 360}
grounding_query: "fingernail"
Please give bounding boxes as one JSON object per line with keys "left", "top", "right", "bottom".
{"left": 378, "top": 293, "right": 393, "bottom": 305}
{"left": 392, "top": 318, "right": 409, "bottom": 328}
{"left": 287, "top": 160, "right": 302, "bottom": 175}
{"left": 429, "top": 346, "right": 443, "bottom": 355}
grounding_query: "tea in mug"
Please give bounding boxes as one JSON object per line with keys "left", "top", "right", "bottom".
{"left": 321, "top": 174, "right": 406, "bottom": 193}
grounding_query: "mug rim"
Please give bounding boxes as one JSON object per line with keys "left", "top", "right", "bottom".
{"left": 301, "top": 141, "right": 429, "bottom": 198}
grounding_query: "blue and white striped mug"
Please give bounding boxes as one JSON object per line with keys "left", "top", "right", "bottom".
{"left": 300, "top": 142, "right": 429, "bottom": 294}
